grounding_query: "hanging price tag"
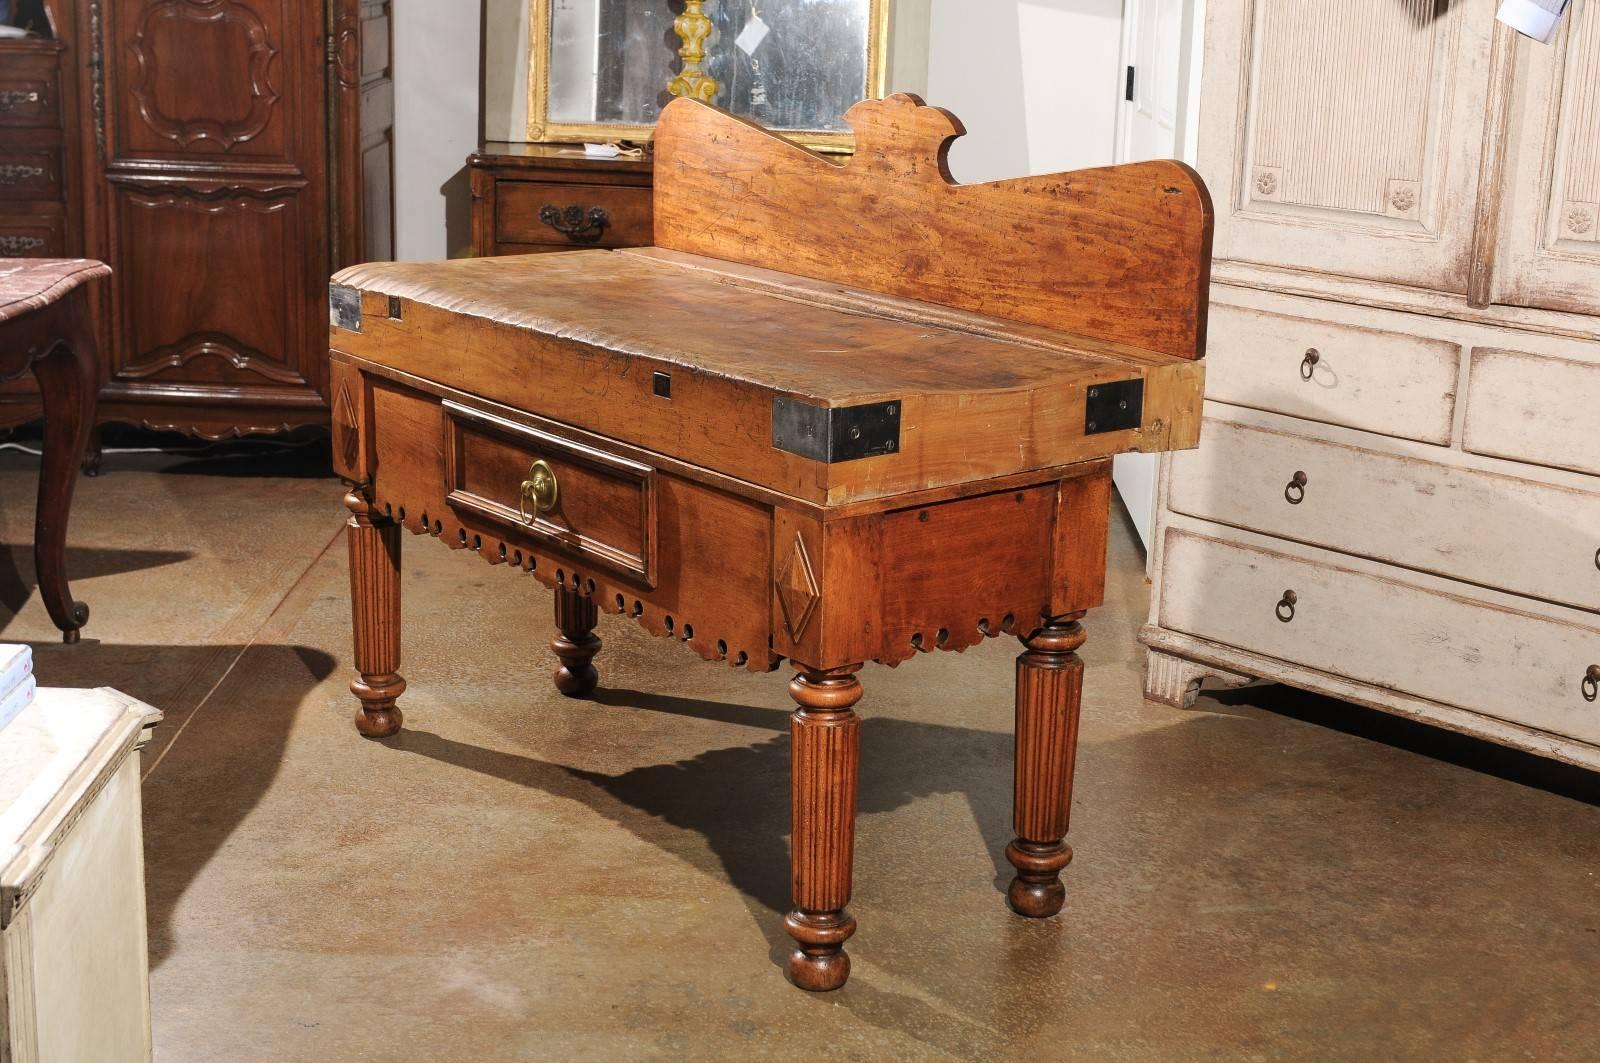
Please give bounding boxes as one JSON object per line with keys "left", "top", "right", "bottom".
{"left": 735, "top": 15, "right": 770, "bottom": 55}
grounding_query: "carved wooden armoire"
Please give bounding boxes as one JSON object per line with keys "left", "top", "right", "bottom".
{"left": 1143, "top": 0, "right": 1600, "bottom": 767}
{"left": 0, "top": 0, "right": 394, "bottom": 440}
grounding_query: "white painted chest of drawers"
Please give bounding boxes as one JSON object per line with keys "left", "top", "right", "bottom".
{"left": 2, "top": 689, "right": 161, "bottom": 1063}
{"left": 1143, "top": 0, "right": 1600, "bottom": 768}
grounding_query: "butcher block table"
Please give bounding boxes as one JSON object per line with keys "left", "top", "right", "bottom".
{"left": 330, "top": 94, "right": 1212, "bottom": 991}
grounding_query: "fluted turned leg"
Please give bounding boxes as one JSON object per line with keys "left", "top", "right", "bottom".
{"left": 785, "top": 668, "right": 862, "bottom": 991}
{"left": 346, "top": 491, "right": 405, "bottom": 738}
{"left": 551, "top": 587, "right": 601, "bottom": 697}
{"left": 1007, "top": 614, "right": 1085, "bottom": 918}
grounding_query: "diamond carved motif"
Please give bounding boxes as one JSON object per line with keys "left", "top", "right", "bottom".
{"left": 333, "top": 381, "right": 360, "bottom": 474}
{"left": 775, "top": 532, "right": 820, "bottom": 641}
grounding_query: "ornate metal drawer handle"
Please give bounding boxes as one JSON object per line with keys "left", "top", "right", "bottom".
{"left": 0, "top": 235, "right": 45, "bottom": 254}
{"left": 538, "top": 204, "right": 609, "bottom": 243}
{"left": 0, "top": 90, "right": 41, "bottom": 111}
{"left": 1284, "top": 470, "right": 1308, "bottom": 505}
{"left": 518, "top": 460, "right": 559, "bottom": 523}
{"left": 1300, "top": 348, "right": 1320, "bottom": 380}
{"left": 1583, "top": 665, "right": 1600, "bottom": 703}
{"left": 0, "top": 164, "right": 44, "bottom": 184}
{"left": 1275, "top": 589, "right": 1298, "bottom": 623}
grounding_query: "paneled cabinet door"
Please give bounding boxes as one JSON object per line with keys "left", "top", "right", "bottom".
{"left": 97, "top": 0, "right": 330, "bottom": 414}
{"left": 331, "top": 0, "right": 395, "bottom": 267}
{"left": 1198, "top": 0, "right": 1496, "bottom": 294}
{"left": 1492, "top": 0, "right": 1600, "bottom": 316}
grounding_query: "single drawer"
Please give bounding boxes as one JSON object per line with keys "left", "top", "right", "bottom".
{"left": 1158, "top": 529, "right": 1600, "bottom": 745}
{"left": 496, "top": 180, "right": 653, "bottom": 249}
{"left": 1169, "top": 417, "right": 1600, "bottom": 612}
{"left": 442, "top": 400, "right": 657, "bottom": 585}
{"left": 1204, "top": 303, "right": 1460, "bottom": 445}
{"left": 0, "top": 210, "right": 65, "bottom": 257}
{"left": 1463, "top": 347, "right": 1600, "bottom": 477}
{"left": 0, "top": 59, "right": 60, "bottom": 128}
{"left": 0, "top": 147, "right": 62, "bottom": 201}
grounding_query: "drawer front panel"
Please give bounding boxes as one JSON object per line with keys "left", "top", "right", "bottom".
{"left": 0, "top": 211, "right": 65, "bottom": 257}
{"left": 444, "top": 400, "right": 657, "bottom": 585}
{"left": 496, "top": 180, "right": 653, "bottom": 249}
{"left": 0, "top": 62, "right": 60, "bottom": 128}
{"left": 1169, "top": 417, "right": 1600, "bottom": 613}
{"left": 1463, "top": 348, "right": 1600, "bottom": 477}
{"left": 1204, "top": 304, "right": 1459, "bottom": 445}
{"left": 0, "top": 147, "right": 62, "bottom": 201}
{"left": 1159, "top": 530, "right": 1600, "bottom": 745}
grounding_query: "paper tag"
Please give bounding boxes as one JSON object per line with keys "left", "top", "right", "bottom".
{"left": 582, "top": 143, "right": 622, "bottom": 158}
{"left": 1495, "top": 0, "right": 1568, "bottom": 43}
{"left": 735, "top": 15, "right": 770, "bottom": 55}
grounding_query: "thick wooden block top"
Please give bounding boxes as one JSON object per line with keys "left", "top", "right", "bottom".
{"left": 331, "top": 94, "right": 1210, "bottom": 508}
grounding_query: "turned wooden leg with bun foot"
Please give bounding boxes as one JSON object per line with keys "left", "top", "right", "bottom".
{"left": 551, "top": 587, "right": 601, "bottom": 697}
{"left": 785, "top": 667, "right": 862, "bottom": 991}
{"left": 1007, "top": 614, "right": 1086, "bottom": 918}
{"left": 346, "top": 491, "right": 405, "bottom": 738}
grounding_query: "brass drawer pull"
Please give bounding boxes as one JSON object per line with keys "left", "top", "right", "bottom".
{"left": 1284, "top": 470, "right": 1308, "bottom": 504}
{"left": 518, "top": 459, "right": 559, "bottom": 522}
{"left": 1300, "top": 348, "right": 1320, "bottom": 380}
{"left": 539, "top": 204, "right": 609, "bottom": 243}
{"left": 1584, "top": 665, "right": 1600, "bottom": 703}
{"left": 0, "top": 90, "right": 41, "bottom": 112}
{"left": 0, "top": 163, "right": 45, "bottom": 185}
{"left": 0, "top": 235, "right": 44, "bottom": 254}
{"left": 1275, "top": 589, "right": 1297, "bottom": 623}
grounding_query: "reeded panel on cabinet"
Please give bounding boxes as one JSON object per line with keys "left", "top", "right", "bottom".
{"left": 1493, "top": 1, "right": 1600, "bottom": 315}
{"left": 1201, "top": 0, "right": 1494, "bottom": 291}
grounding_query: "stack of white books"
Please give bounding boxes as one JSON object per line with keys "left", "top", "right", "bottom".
{"left": 0, "top": 643, "right": 35, "bottom": 734}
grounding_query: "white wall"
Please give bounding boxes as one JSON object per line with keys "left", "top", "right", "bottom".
{"left": 483, "top": 0, "right": 531, "bottom": 142}
{"left": 393, "top": 4, "right": 482, "bottom": 261}
{"left": 921, "top": 0, "right": 1124, "bottom": 183}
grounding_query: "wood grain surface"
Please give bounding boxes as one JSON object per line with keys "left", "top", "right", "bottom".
{"left": 653, "top": 93, "right": 1213, "bottom": 361}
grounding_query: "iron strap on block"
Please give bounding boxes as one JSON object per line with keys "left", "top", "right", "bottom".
{"left": 1084, "top": 378, "right": 1144, "bottom": 435}
{"left": 330, "top": 283, "right": 362, "bottom": 332}
{"left": 772, "top": 396, "right": 902, "bottom": 463}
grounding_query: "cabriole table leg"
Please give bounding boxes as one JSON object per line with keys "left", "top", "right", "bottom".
{"left": 346, "top": 491, "right": 405, "bottom": 738}
{"left": 30, "top": 291, "right": 97, "bottom": 644}
{"left": 1007, "top": 614, "right": 1086, "bottom": 918}
{"left": 551, "top": 587, "right": 601, "bottom": 697}
{"left": 784, "top": 667, "right": 862, "bottom": 991}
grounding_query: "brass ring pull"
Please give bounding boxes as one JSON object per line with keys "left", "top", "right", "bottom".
{"left": 1583, "top": 665, "right": 1600, "bottom": 703}
{"left": 1276, "top": 589, "right": 1298, "bottom": 623}
{"left": 1300, "top": 348, "right": 1320, "bottom": 380}
{"left": 518, "top": 460, "right": 559, "bottom": 523}
{"left": 1284, "top": 470, "right": 1308, "bottom": 505}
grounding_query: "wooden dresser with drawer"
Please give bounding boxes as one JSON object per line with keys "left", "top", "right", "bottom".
{"left": 1143, "top": 0, "right": 1600, "bottom": 768}
{"left": 468, "top": 142, "right": 654, "bottom": 258}
{"left": 0, "top": 33, "right": 77, "bottom": 260}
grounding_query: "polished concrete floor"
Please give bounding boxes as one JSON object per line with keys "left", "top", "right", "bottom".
{"left": 1, "top": 440, "right": 1598, "bottom": 1061}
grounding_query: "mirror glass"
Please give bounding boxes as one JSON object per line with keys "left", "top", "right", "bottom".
{"left": 546, "top": 0, "right": 872, "bottom": 133}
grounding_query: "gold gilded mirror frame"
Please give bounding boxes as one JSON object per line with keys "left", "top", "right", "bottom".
{"left": 525, "top": 0, "right": 890, "bottom": 153}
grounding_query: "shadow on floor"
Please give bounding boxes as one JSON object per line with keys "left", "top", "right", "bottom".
{"left": 1209, "top": 684, "right": 1600, "bottom": 807}
{"left": 41, "top": 641, "right": 343, "bottom": 968}
{"left": 390, "top": 686, "right": 1017, "bottom": 921}
{"left": 386, "top": 684, "right": 1028, "bottom": 1053}
{"left": 0, "top": 544, "right": 193, "bottom": 628}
